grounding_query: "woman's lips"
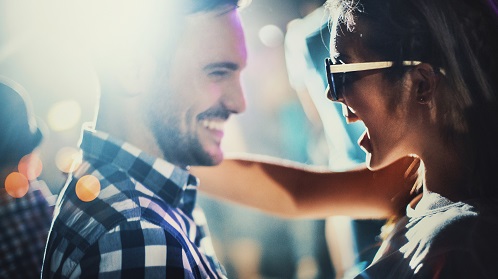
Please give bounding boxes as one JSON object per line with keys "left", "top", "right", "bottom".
{"left": 358, "top": 130, "right": 373, "bottom": 154}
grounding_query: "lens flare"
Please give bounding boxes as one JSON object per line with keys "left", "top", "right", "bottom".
{"left": 55, "top": 147, "right": 82, "bottom": 173}
{"left": 18, "top": 153, "right": 43, "bottom": 180}
{"left": 5, "top": 172, "right": 29, "bottom": 198}
{"left": 75, "top": 175, "right": 101, "bottom": 202}
{"left": 258, "top": 24, "right": 284, "bottom": 48}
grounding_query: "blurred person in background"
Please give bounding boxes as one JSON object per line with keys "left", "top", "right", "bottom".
{"left": 0, "top": 75, "right": 54, "bottom": 278}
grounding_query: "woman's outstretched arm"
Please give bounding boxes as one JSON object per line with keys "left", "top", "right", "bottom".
{"left": 190, "top": 155, "right": 419, "bottom": 219}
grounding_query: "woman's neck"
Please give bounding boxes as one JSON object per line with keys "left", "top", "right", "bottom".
{"left": 420, "top": 138, "right": 470, "bottom": 202}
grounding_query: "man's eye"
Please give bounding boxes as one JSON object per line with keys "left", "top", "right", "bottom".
{"left": 209, "top": 70, "right": 229, "bottom": 78}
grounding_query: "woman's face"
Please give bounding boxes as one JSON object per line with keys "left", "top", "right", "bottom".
{"left": 331, "top": 27, "right": 418, "bottom": 170}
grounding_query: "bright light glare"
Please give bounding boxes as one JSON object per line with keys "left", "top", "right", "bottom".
{"left": 259, "top": 25, "right": 284, "bottom": 48}
{"left": 66, "top": 0, "right": 179, "bottom": 72}
{"left": 47, "top": 100, "right": 82, "bottom": 131}
{"left": 2, "top": 1, "right": 180, "bottom": 79}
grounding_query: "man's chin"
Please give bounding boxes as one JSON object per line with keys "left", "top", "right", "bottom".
{"left": 192, "top": 148, "right": 223, "bottom": 167}
{"left": 207, "top": 151, "right": 223, "bottom": 166}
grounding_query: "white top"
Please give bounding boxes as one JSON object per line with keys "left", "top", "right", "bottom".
{"left": 351, "top": 192, "right": 498, "bottom": 278}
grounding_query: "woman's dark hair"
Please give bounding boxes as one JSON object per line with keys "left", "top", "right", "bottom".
{"left": 326, "top": 0, "right": 498, "bottom": 200}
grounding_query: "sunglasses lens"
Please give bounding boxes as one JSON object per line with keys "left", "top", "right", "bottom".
{"left": 325, "top": 58, "right": 344, "bottom": 101}
{"left": 326, "top": 73, "right": 344, "bottom": 101}
{"left": 332, "top": 73, "right": 345, "bottom": 100}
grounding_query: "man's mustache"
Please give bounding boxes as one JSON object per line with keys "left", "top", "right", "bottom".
{"left": 197, "top": 106, "right": 231, "bottom": 120}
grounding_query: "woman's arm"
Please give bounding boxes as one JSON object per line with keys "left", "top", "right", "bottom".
{"left": 190, "top": 155, "right": 419, "bottom": 219}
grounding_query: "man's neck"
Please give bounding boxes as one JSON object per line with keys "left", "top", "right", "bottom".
{"left": 95, "top": 99, "right": 165, "bottom": 163}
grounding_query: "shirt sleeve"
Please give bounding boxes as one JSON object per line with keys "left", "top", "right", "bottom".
{"left": 72, "top": 219, "right": 196, "bottom": 278}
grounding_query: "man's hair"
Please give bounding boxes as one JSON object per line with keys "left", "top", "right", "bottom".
{"left": 73, "top": 0, "right": 244, "bottom": 78}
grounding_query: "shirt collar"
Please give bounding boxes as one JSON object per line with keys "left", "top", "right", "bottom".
{"left": 78, "top": 126, "right": 199, "bottom": 208}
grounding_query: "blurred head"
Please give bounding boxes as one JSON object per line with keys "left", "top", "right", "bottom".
{"left": 0, "top": 76, "right": 43, "bottom": 172}
{"left": 325, "top": 0, "right": 498, "bottom": 196}
{"left": 78, "top": 0, "right": 248, "bottom": 167}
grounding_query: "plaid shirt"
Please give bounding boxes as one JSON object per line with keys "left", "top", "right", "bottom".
{"left": 42, "top": 128, "right": 226, "bottom": 278}
{"left": 0, "top": 180, "right": 54, "bottom": 279}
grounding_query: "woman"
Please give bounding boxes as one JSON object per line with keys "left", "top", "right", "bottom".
{"left": 322, "top": 0, "right": 498, "bottom": 277}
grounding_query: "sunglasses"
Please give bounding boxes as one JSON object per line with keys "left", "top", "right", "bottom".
{"left": 324, "top": 58, "right": 423, "bottom": 101}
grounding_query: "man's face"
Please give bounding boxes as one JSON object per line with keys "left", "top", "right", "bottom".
{"left": 145, "top": 8, "right": 247, "bottom": 168}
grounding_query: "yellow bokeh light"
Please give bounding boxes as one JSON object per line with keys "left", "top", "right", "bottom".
{"left": 47, "top": 100, "right": 82, "bottom": 131}
{"left": 55, "top": 147, "right": 82, "bottom": 173}
{"left": 75, "top": 175, "right": 101, "bottom": 202}
{"left": 18, "top": 153, "right": 43, "bottom": 180}
{"left": 5, "top": 172, "right": 29, "bottom": 198}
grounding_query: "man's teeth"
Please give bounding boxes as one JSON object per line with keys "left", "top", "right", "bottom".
{"left": 201, "top": 120, "right": 225, "bottom": 131}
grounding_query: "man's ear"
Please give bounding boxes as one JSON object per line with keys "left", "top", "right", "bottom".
{"left": 117, "top": 54, "right": 157, "bottom": 97}
{"left": 411, "top": 63, "right": 440, "bottom": 105}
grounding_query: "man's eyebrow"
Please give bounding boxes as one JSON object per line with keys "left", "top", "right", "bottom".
{"left": 203, "top": 62, "right": 239, "bottom": 71}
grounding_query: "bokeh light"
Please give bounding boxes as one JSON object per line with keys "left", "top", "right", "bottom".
{"left": 75, "top": 175, "right": 100, "bottom": 202}
{"left": 55, "top": 147, "right": 82, "bottom": 173}
{"left": 18, "top": 153, "right": 43, "bottom": 180}
{"left": 238, "top": 0, "right": 253, "bottom": 9}
{"left": 5, "top": 172, "right": 29, "bottom": 198}
{"left": 258, "top": 24, "right": 284, "bottom": 48}
{"left": 47, "top": 100, "right": 82, "bottom": 131}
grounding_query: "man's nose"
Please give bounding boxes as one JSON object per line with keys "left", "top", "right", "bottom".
{"left": 222, "top": 81, "right": 246, "bottom": 114}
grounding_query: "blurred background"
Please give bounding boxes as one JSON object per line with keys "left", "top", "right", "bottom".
{"left": 0, "top": 0, "right": 384, "bottom": 278}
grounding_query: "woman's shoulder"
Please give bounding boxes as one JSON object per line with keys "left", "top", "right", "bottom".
{"left": 402, "top": 196, "right": 497, "bottom": 257}
{"left": 416, "top": 201, "right": 498, "bottom": 278}
{"left": 399, "top": 199, "right": 498, "bottom": 278}
{"left": 414, "top": 199, "right": 498, "bottom": 258}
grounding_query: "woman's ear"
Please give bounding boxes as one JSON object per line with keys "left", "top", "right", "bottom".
{"left": 411, "top": 63, "right": 440, "bottom": 105}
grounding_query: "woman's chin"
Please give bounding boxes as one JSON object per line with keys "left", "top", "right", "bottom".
{"left": 365, "top": 153, "right": 378, "bottom": 170}
{"left": 367, "top": 150, "right": 415, "bottom": 172}
{"left": 365, "top": 152, "right": 393, "bottom": 171}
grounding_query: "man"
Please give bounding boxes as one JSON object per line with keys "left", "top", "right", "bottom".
{"left": 42, "top": 0, "right": 246, "bottom": 278}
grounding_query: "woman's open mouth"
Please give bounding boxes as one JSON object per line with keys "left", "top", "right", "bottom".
{"left": 358, "top": 130, "right": 373, "bottom": 154}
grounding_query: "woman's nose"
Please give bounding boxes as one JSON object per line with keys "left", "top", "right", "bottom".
{"left": 325, "top": 85, "right": 345, "bottom": 103}
{"left": 341, "top": 104, "right": 360, "bottom": 123}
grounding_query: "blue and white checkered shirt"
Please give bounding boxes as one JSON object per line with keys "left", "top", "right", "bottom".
{"left": 42, "top": 128, "right": 226, "bottom": 278}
